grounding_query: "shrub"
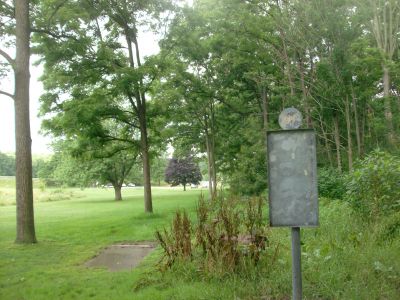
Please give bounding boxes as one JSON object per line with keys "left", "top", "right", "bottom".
{"left": 155, "top": 210, "right": 192, "bottom": 268}
{"left": 227, "top": 137, "right": 267, "bottom": 196}
{"left": 345, "top": 150, "right": 400, "bottom": 219}
{"left": 318, "top": 167, "right": 346, "bottom": 199}
{"left": 377, "top": 211, "right": 400, "bottom": 242}
{"left": 155, "top": 194, "right": 269, "bottom": 274}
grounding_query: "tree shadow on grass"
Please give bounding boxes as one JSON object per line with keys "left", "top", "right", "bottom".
{"left": 133, "top": 213, "right": 164, "bottom": 220}
{"left": 76, "top": 198, "right": 134, "bottom": 204}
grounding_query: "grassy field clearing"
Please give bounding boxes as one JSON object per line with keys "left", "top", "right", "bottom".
{"left": 0, "top": 181, "right": 205, "bottom": 299}
{"left": 0, "top": 177, "right": 85, "bottom": 206}
{"left": 1, "top": 179, "right": 399, "bottom": 299}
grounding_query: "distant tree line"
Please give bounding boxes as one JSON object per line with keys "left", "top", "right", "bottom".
{"left": 0, "top": 150, "right": 170, "bottom": 201}
{"left": 0, "top": 152, "right": 15, "bottom": 176}
{"left": 0, "top": 152, "right": 45, "bottom": 178}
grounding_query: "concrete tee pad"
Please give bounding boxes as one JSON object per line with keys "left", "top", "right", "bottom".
{"left": 85, "top": 243, "right": 156, "bottom": 272}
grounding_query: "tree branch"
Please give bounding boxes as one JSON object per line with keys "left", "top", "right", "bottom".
{"left": 103, "top": 115, "right": 140, "bottom": 129}
{"left": 0, "top": 89, "right": 15, "bottom": 100}
{"left": 0, "top": 48, "right": 15, "bottom": 69}
{"left": 46, "top": 0, "right": 69, "bottom": 27}
{"left": 127, "top": 93, "right": 139, "bottom": 114}
{"left": 143, "top": 74, "right": 158, "bottom": 93}
{"left": 103, "top": 135, "right": 140, "bottom": 146}
{"left": 30, "top": 27, "right": 79, "bottom": 41}
{"left": 0, "top": 0, "right": 14, "bottom": 18}
{"left": 82, "top": 145, "right": 133, "bottom": 160}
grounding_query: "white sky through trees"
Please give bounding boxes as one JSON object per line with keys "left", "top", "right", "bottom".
{"left": 0, "top": 27, "right": 160, "bottom": 154}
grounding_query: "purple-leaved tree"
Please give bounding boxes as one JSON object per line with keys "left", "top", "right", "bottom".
{"left": 165, "top": 157, "right": 202, "bottom": 191}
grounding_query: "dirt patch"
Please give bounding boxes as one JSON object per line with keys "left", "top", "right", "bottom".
{"left": 85, "top": 242, "right": 157, "bottom": 272}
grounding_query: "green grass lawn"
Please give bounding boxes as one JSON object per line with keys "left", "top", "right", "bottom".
{"left": 1, "top": 182, "right": 399, "bottom": 299}
{"left": 0, "top": 185, "right": 205, "bottom": 300}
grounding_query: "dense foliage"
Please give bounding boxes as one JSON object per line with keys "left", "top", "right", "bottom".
{"left": 346, "top": 150, "right": 400, "bottom": 219}
{"left": 318, "top": 168, "right": 346, "bottom": 199}
{"left": 149, "top": 0, "right": 400, "bottom": 195}
{"left": 24, "top": 0, "right": 399, "bottom": 197}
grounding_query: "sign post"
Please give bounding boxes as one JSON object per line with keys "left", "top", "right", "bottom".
{"left": 267, "top": 108, "right": 318, "bottom": 300}
{"left": 291, "top": 226, "right": 302, "bottom": 300}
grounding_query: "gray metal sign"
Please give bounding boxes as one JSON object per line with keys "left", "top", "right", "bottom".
{"left": 267, "top": 129, "right": 318, "bottom": 227}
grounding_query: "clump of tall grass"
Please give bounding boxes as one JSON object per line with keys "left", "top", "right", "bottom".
{"left": 155, "top": 210, "right": 192, "bottom": 268}
{"left": 155, "top": 194, "right": 269, "bottom": 275}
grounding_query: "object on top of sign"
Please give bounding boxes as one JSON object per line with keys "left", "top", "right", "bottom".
{"left": 278, "top": 107, "right": 303, "bottom": 130}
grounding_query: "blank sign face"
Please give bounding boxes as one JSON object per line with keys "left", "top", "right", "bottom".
{"left": 267, "top": 129, "right": 318, "bottom": 227}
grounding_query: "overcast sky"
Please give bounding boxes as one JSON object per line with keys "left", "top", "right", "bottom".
{"left": 0, "top": 0, "right": 194, "bottom": 155}
{"left": 0, "top": 29, "right": 161, "bottom": 155}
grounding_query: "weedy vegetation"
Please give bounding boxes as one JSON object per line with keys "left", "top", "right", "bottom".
{"left": 156, "top": 194, "right": 269, "bottom": 275}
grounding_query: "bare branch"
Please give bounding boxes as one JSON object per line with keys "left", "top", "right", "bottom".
{"left": 0, "top": 89, "right": 15, "bottom": 100}
{"left": 0, "top": 48, "right": 15, "bottom": 69}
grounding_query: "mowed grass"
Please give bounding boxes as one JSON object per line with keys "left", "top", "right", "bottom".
{"left": 0, "top": 176, "right": 85, "bottom": 206}
{"left": 0, "top": 184, "right": 205, "bottom": 300}
{"left": 1, "top": 179, "right": 400, "bottom": 299}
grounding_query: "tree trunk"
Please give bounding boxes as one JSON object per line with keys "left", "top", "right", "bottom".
{"left": 125, "top": 30, "right": 152, "bottom": 213}
{"left": 351, "top": 89, "right": 362, "bottom": 157}
{"left": 261, "top": 85, "right": 269, "bottom": 167}
{"left": 345, "top": 96, "right": 353, "bottom": 171}
{"left": 279, "top": 31, "right": 295, "bottom": 97}
{"left": 333, "top": 115, "right": 342, "bottom": 173}
{"left": 297, "top": 57, "right": 312, "bottom": 127}
{"left": 383, "top": 65, "right": 395, "bottom": 145}
{"left": 139, "top": 113, "right": 152, "bottom": 213}
{"left": 361, "top": 107, "right": 366, "bottom": 154}
{"left": 397, "top": 92, "right": 400, "bottom": 114}
{"left": 205, "top": 131, "right": 213, "bottom": 199}
{"left": 114, "top": 185, "right": 122, "bottom": 201}
{"left": 183, "top": 184, "right": 186, "bottom": 191}
{"left": 205, "top": 111, "right": 217, "bottom": 198}
{"left": 210, "top": 133, "right": 217, "bottom": 197}
{"left": 319, "top": 118, "right": 333, "bottom": 167}
{"left": 14, "top": 0, "right": 36, "bottom": 244}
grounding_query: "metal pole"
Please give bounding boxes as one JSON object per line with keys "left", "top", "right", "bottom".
{"left": 291, "top": 227, "right": 302, "bottom": 300}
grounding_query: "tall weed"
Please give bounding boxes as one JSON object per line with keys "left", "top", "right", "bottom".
{"left": 155, "top": 193, "right": 269, "bottom": 275}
